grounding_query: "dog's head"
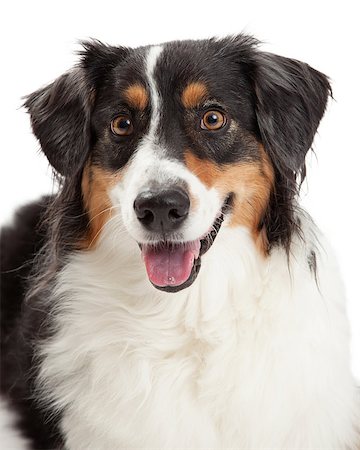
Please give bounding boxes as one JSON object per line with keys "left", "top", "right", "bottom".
{"left": 25, "top": 35, "right": 331, "bottom": 292}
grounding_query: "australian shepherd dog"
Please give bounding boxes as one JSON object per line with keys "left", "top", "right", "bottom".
{"left": 1, "top": 35, "right": 359, "bottom": 449}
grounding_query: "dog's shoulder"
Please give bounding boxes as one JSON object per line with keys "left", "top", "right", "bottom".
{"left": 1, "top": 196, "right": 51, "bottom": 335}
{"left": 0, "top": 195, "right": 63, "bottom": 449}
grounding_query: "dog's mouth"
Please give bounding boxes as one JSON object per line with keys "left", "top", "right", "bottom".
{"left": 140, "top": 195, "right": 232, "bottom": 293}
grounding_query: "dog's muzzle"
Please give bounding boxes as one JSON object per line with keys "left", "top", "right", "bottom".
{"left": 134, "top": 188, "right": 232, "bottom": 293}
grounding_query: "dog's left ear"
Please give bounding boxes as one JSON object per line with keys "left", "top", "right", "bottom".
{"left": 253, "top": 52, "right": 332, "bottom": 178}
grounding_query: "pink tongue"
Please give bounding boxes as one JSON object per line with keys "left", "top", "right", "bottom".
{"left": 142, "top": 240, "right": 201, "bottom": 287}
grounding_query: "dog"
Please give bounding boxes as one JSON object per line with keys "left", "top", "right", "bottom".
{"left": 1, "top": 34, "right": 359, "bottom": 449}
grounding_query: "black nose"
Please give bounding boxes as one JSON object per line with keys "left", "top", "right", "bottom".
{"left": 134, "top": 188, "right": 190, "bottom": 233}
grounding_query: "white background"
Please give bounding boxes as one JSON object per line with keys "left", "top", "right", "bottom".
{"left": 1, "top": 0, "right": 359, "bottom": 380}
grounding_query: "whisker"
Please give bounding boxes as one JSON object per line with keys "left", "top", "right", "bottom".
{"left": 87, "top": 205, "right": 118, "bottom": 226}
{"left": 86, "top": 214, "right": 126, "bottom": 249}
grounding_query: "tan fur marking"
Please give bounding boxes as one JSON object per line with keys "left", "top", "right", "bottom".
{"left": 123, "top": 84, "right": 148, "bottom": 110}
{"left": 185, "top": 146, "right": 274, "bottom": 255}
{"left": 181, "top": 82, "right": 208, "bottom": 109}
{"left": 80, "top": 165, "right": 122, "bottom": 249}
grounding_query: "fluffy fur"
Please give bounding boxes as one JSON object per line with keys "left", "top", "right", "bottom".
{"left": 1, "top": 34, "right": 359, "bottom": 449}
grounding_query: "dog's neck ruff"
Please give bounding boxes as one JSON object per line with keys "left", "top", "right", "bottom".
{"left": 37, "top": 212, "right": 359, "bottom": 449}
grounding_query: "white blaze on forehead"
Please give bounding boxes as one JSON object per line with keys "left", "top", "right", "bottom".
{"left": 145, "top": 45, "right": 163, "bottom": 140}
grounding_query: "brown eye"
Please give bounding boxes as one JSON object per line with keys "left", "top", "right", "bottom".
{"left": 111, "top": 115, "right": 134, "bottom": 136}
{"left": 201, "top": 110, "right": 227, "bottom": 131}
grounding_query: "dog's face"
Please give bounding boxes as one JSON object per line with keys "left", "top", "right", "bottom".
{"left": 25, "top": 36, "right": 331, "bottom": 292}
{"left": 84, "top": 41, "right": 274, "bottom": 292}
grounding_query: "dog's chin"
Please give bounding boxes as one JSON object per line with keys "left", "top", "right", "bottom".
{"left": 139, "top": 195, "right": 232, "bottom": 293}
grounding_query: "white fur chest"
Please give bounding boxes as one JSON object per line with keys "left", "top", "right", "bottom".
{"left": 38, "top": 226, "right": 359, "bottom": 449}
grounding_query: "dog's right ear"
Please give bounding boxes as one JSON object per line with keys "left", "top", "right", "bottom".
{"left": 24, "top": 69, "right": 92, "bottom": 177}
{"left": 24, "top": 41, "right": 129, "bottom": 177}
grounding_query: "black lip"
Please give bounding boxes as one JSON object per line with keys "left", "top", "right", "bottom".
{"left": 199, "top": 193, "right": 233, "bottom": 255}
{"left": 141, "top": 194, "right": 233, "bottom": 293}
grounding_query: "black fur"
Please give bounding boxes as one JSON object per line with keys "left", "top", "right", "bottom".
{"left": 24, "top": 71, "right": 93, "bottom": 177}
{"left": 153, "top": 37, "right": 260, "bottom": 165}
{"left": 1, "top": 35, "right": 331, "bottom": 448}
{"left": 308, "top": 249, "right": 318, "bottom": 276}
{"left": 1, "top": 197, "right": 62, "bottom": 449}
{"left": 251, "top": 50, "right": 331, "bottom": 250}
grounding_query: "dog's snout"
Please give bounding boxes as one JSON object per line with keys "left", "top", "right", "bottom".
{"left": 134, "top": 188, "right": 190, "bottom": 233}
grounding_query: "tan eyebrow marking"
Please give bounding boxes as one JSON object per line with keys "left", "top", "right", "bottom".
{"left": 181, "top": 82, "right": 208, "bottom": 109}
{"left": 123, "top": 84, "right": 149, "bottom": 110}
